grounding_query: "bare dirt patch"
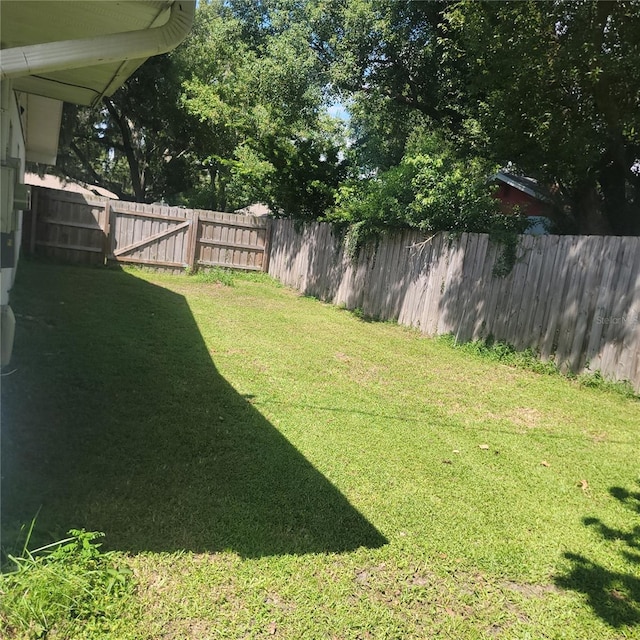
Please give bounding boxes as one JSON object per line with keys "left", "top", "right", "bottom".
{"left": 507, "top": 407, "right": 543, "bottom": 429}
{"left": 501, "top": 580, "right": 561, "bottom": 598}
{"left": 160, "top": 619, "right": 212, "bottom": 640}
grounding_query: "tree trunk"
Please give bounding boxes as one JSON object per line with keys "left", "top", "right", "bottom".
{"left": 104, "top": 98, "right": 145, "bottom": 202}
{"left": 69, "top": 141, "right": 128, "bottom": 200}
{"left": 598, "top": 153, "right": 632, "bottom": 235}
{"left": 573, "top": 181, "right": 611, "bottom": 235}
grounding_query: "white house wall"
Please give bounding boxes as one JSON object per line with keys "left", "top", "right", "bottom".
{"left": 1, "top": 81, "right": 27, "bottom": 307}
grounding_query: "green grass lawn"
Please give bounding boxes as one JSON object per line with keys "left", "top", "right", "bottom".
{"left": 1, "top": 259, "right": 639, "bottom": 639}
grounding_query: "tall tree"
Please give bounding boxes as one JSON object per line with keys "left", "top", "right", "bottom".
{"left": 49, "top": 0, "right": 348, "bottom": 214}
{"left": 321, "top": 0, "right": 640, "bottom": 234}
{"left": 176, "top": 0, "right": 346, "bottom": 214}
{"left": 55, "top": 52, "right": 194, "bottom": 203}
{"left": 445, "top": 0, "right": 640, "bottom": 234}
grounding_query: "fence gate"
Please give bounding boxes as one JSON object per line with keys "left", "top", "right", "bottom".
{"left": 27, "top": 187, "right": 109, "bottom": 265}
{"left": 195, "top": 210, "right": 270, "bottom": 272}
{"left": 28, "top": 187, "right": 271, "bottom": 272}
{"left": 109, "top": 202, "right": 194, "bottom": 270}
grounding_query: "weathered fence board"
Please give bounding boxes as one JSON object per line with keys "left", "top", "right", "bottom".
{"left": 109, "top": 201, "right": 193, "bottom": 269}
{"left": 268, "top": 219, "right": 640, "bottom": 392}
{"left": 27, "top": 187, "right": 270, "bottom": 273}
{"left": 27, "top": 188, "right": 108, "bottom": 265}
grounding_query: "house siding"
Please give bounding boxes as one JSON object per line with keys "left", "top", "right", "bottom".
{"left": 494, "top": 183, "right": 553, "bottom": 218}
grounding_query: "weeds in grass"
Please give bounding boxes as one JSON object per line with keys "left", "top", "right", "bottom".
{"left": 0, "top": 528, "right": 134, "bottom": 640}
{"left": 188, "top": 266, "right": 236, "bottom": 286}
{"left": 339, "top": 305, "right": 380, "bottom": 323}
{"left": 575, "top": 370, "right": 639, "bottom": 399}
{"left": 356, "top": 308, "right": 382, "bottom": 322}
{"left": 185, "top": 267, "right": 279, "bottom": 287}
{"left": 440, "top": 334, "right": 560, "bottom": 375}
{"left": 235, "top": 270, "right": 282, "bottom": 286}
{"left": 440, "top": 334, "right": 640, "bottom": 399}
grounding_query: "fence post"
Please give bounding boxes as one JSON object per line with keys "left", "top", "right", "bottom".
{"left": 262, "top": 217, "right": 273, "bottom": 273}
{"left": 187, "top": 210, "right": 199, "bottom": 271}
{"left": 102, "top": 198, "right": 112, "bottom": 265}
{"left": 29, "top": 186, "right": 39, "bottom": 256}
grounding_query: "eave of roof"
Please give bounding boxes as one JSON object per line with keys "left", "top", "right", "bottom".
{"left": 0, "top": 1, "right": 193, "bottom": 107}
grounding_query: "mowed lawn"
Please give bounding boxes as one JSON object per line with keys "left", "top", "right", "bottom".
{"left": 2, "top": 259, "right": 639, "bottom": 639}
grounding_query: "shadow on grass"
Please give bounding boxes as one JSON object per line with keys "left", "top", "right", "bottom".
{"left": 1, "top": 260, "right": 387, "bottom": 558}
{"left": 555, "top": 482, "right": 640, "bottom": 628}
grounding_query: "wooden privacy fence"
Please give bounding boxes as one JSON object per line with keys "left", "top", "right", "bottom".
{"left": 27, "top": 186, "right": 270, "bottom": 272}
{"left": 268, "top": 219, "right": 640, "bottom": 392}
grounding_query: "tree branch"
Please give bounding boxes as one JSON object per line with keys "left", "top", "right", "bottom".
{"left": 69, "top": 141, "right": 129, "bottom": 200}
{"left": 103, "top": 97, "right": 145, "bottom": 201}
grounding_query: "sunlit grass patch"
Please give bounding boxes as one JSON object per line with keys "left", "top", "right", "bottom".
{"left": 2, "top": 260, "right": 638, "bottom": 639}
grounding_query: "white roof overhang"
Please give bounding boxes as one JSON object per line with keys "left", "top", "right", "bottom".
{"left": 0, "top": 1, "right": 195, "bottom": 107}
{"left": 0, "top": 1, "right": 194, "bottom": 165}
{"left": 20, "top": 93, "right": 64, "bottom": 164}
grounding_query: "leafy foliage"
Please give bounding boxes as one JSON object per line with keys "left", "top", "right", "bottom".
{"left": 319, "top": 0, "right": 640, "bottom": 235}
{"left": 444, "top": 0, "right": 640, "bottom": 234}
{"left": 174, "top": 0, "right": 349, "bottom": 214}
{"left": 48, "top": 0, "right": 640, "bottom": 237}
{"left": 326, "top": 131, "right": 528, "bottom": 257}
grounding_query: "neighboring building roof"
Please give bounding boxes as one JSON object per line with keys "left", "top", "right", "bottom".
{"left": 491, "top": 171, "right": 553, "bottom": 204}
{"left": 235, "top": 203, "right": 272, "bottom": 217}
{"left": 24, "top": 172, "right": 119, "bottom": 200}
{"left": 0, "top": 1, "right": 195, "bottom": 107}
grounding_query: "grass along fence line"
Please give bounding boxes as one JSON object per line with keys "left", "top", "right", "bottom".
{"left": 268, "top": 220, "right": 640, "bottom": 393}
{"left": 1, "top": 260, "right": 639, "bottom": 638}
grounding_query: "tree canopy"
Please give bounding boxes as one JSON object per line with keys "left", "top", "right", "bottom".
{"left": 447, "top": 0, "right": 640, "bottom": 235}
{"left": 52, "top": 0, "right": 348, "bottom": 215}
{"left": 45, "top": 0, "right": 640, "bottom": 235}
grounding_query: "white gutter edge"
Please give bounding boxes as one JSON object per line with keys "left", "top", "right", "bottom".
{"left": 0, "top": 1, "right": 195, "bottom": 80}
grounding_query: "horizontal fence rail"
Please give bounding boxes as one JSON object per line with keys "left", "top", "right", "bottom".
{"left": 268, "top": 219, "right": 640, "bottom": 392}
{"left": 26, "top": 187, "right": 270, "bottom": 273}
